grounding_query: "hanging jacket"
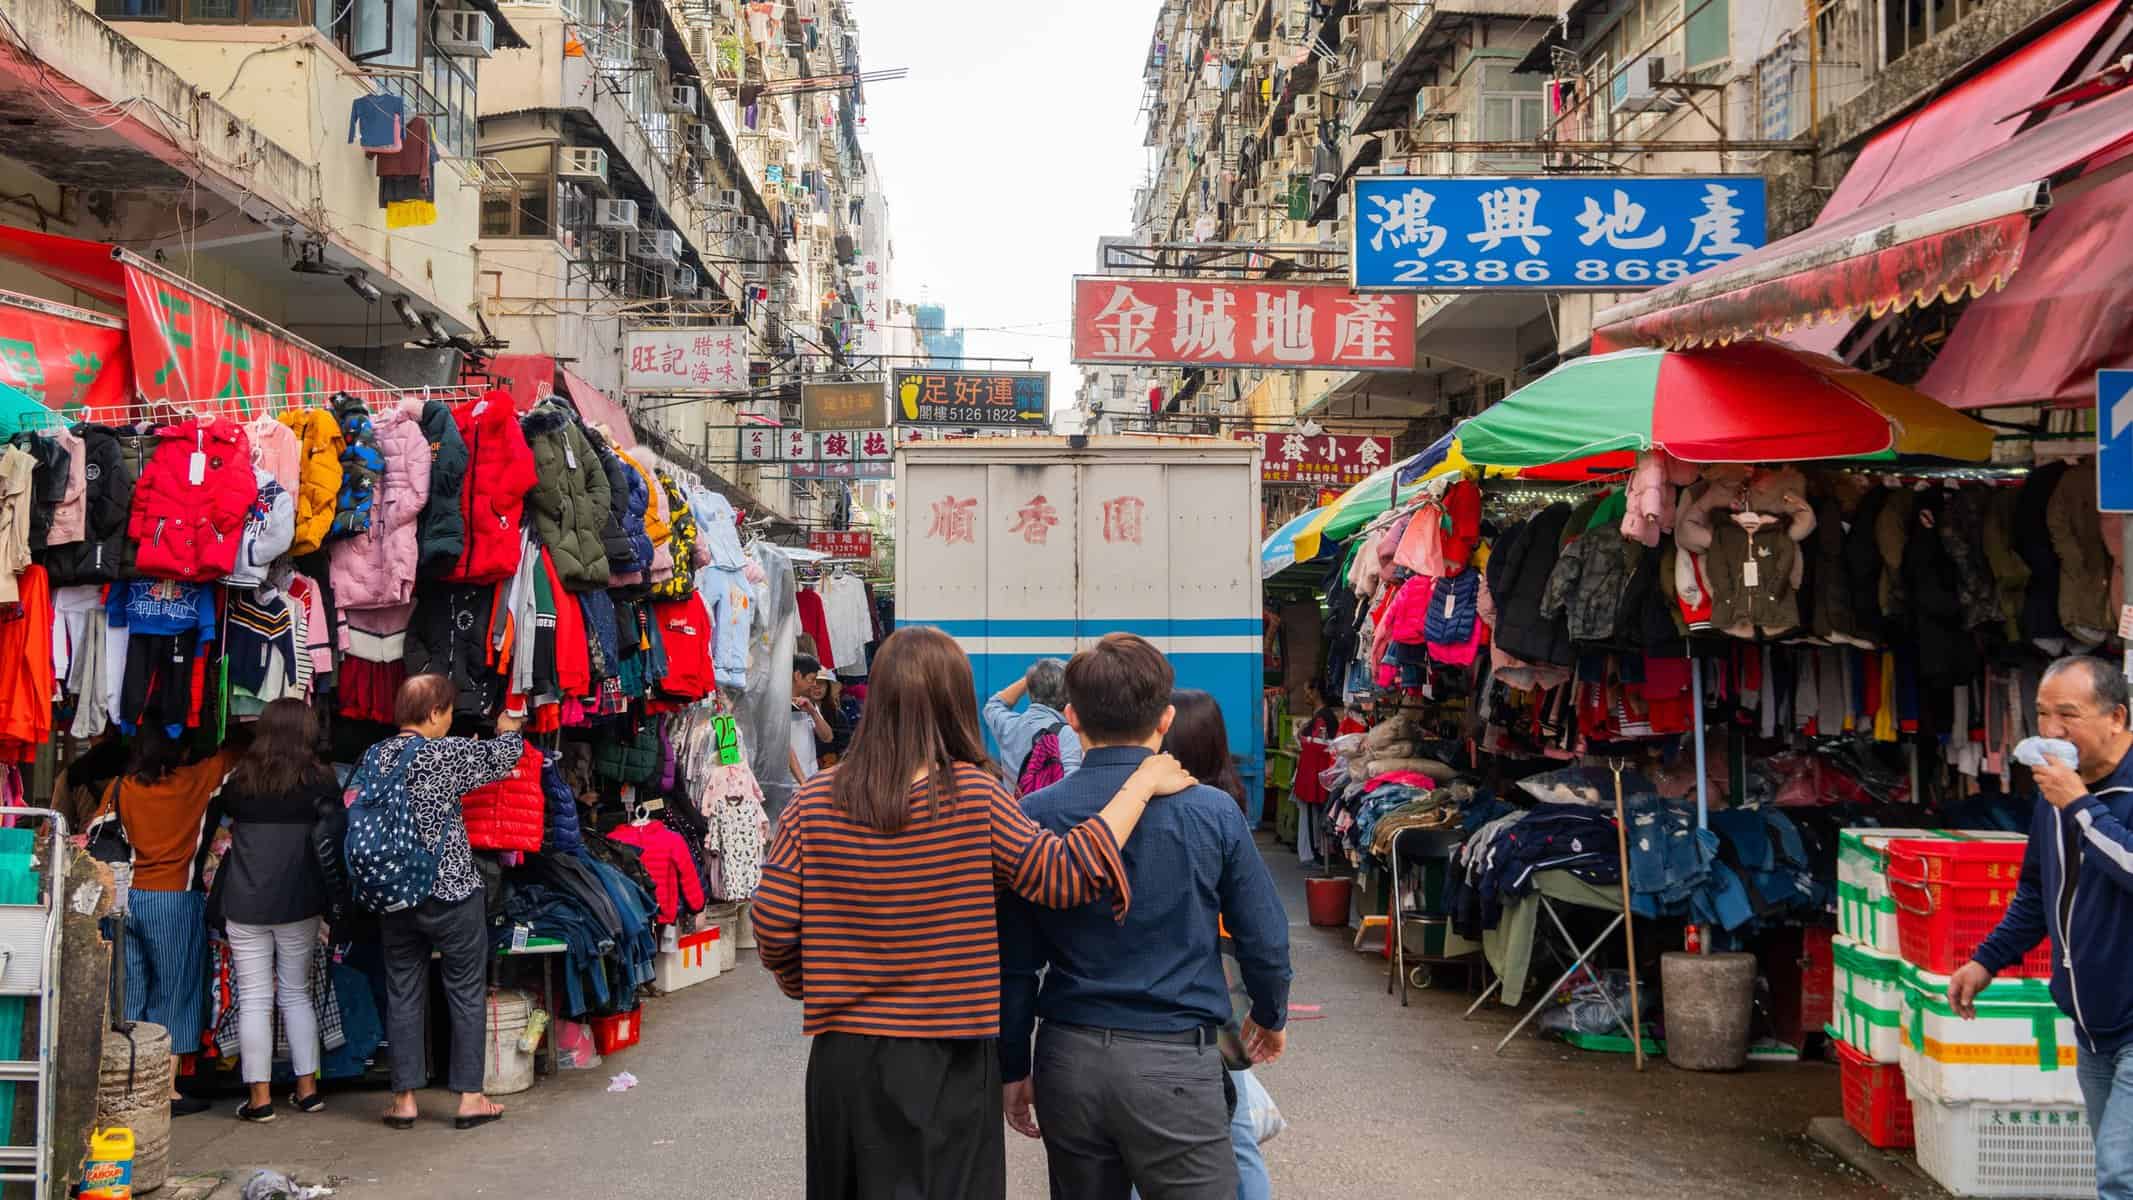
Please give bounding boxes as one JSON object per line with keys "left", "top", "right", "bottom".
{"left": 130, "top": 417, "right": 257, "bottom": 582}
{"left": 10, "top": 432, "right": 68, "bottom": 550}
{"left": 1902, "top": 492, "right": 1980, "bottom": 688}
{"left": 42, "top": 423, "right": 133, "bottom": 586}
{"left": 224, "top": 468, "right": 297, "bottom": 589}
{"left": 1804, "top": 497, "right": 1863, "bottom": 648}
{"left": 607, "top": 820, "right": 706, "bottom": 925}
{"left": 413, "top": 398, "right": 469, "bottom": 578}
{"left": 585, "top": 426, "right": 642, "bottom": 577}
{"left": 449, "top": 390, "right": 539, "bottom": 584}
{"left": 2015, "top": 462, "right": 2071, "bottom": 646}
{"left": 47, "top": 426, "right": 87, "bottom": 547}
{"left": 2049, "top": 461, "right": 2113, "bottom": 642}
{"left": 1490, "top": 502, "right": 1575, "bottom": 668}
{"left": 605, "top": 440, "right": 654, "bottom": 586}
{"left": 540, "top": 754, "right": 584, "bottom": 857}
{"left": 621, "top": 449, "right": 671, "bottom": 549}
{"left": 1540, "top": 522, "right": 1639, "bottom": 645}
{"left": 404, "top": 583, "right": 502, "bottom": 717}
{"left": 330, "top": 402, "right": 431, "bottom": 611}
{"left": 1980, "top": 485, "right": 2032, "bottom": 646}
{"left": 648, "top": 470, "right": 698, "bottom": 601}
{"left": 1939, "top": 487, "right": 2003, "bottom": 634}
{"left": 689, "top": 487, "right": 747, "bottom": 572}
{"left": 520, "top": 400, "right": 612, "bottom": 591}
{"left": 651, "top": 591, "right": 716, "bottom": 700}
{"left": 1843, "top": 487, "right": 1894, "bottom": 647}
{"left": 277, "top": 407, "right": 345, "bottom": 557}
{"left": 702, "top": 761, "right": 769, "bottom": 901}
{"left": 461, "top": 743, "right": 546, "bottom": 852}
{"left": 1704, "top": 507, "right": 1811, "bottom": 639}
{"left": 1873, "top": 488, "right": 1916, "bottom": 619}
{"left": 327, "top": 393, "right": 384, "bottom": 543}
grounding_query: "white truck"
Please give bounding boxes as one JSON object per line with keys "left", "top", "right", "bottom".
{"left": 895, "top": 436, "right": 1268, "bottom": 817}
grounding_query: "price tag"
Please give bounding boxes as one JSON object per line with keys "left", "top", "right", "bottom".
{"left": 511, "top": 923, "right": 530, "bottom": 951}
{"left": 565, "top": 443, "right": 578, "bottom": 470}
{"left": 187, "top": 451, "right": 206, "bottom": 486}
{"left": 1743, "top": 559, "right": 1759, "bottom": 588}
{"left": 1442, "top": 587, "right": 1456, "bottom": 618}
{"left": 2118, "top": 604, "right": 2133, "bottom": 640}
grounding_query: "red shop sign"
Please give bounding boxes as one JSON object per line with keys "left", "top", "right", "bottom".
{"left": 125, "top": 263, "right": 384, "bottom": 417}
{"left": 0, "top": 288, "right": 130, "bottom": 419}
{"left": 1071, "top": 277, "right": 1417, "bottom": 371}
{"left": 1235, "top": 431, "right": 1394, "bottom": 487}
{"left": 809, "top": 530, "right": 874, "bottom": 559}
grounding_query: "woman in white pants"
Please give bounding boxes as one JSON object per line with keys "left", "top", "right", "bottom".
{"left": 212, "top": 699, "right": 348, "bottom": 1122}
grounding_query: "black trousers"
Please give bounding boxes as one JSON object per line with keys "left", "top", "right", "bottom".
{"left": 804, "top": 1032, "right": 1004, "bottom": 1200}
{"left": 1031, "top": 1023, "right": 1238, "bottom": 1200}
{"left": 379, "top": 893, "right": 487, "bottom": 1094}
{"left": 120, "top": 632, "right": 193, "bottom": 735}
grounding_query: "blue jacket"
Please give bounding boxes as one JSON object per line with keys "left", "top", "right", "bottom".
{"left": 1973, "top": 751, "right": 2133, "bottom": 1054}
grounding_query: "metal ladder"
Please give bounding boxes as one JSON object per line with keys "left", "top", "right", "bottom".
{"left": 0, "top": 808, "right": 67, "bottom": 1193}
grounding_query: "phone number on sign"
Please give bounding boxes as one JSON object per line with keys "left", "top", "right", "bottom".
{"left": 1385, "top": 258, "right": 1710, "bottom": 285}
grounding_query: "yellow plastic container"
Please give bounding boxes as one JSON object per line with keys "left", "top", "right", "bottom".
{"left": 79, "top": 1127, "right": 134, "bottom": 1199}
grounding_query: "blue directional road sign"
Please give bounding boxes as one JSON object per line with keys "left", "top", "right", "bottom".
{"left": 2100, "top": 370, "right": 2133, "bottom": 513}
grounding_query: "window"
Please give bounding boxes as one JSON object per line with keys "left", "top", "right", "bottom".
{"left": 480, "top": 143, "right": 555, "bottom": 238}
{"left": 1111, "top": 375, "right": 1127, "bottom": 400}
{"left": 100, "top": 0, "right": 298, "bottom": 21}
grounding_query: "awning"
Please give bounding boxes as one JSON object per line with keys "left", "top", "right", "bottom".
{"left": 1594, "top": 85, "right": 2133, "bottom": 351}
{"left": 0, "top": 224, "right": 125, "bottom": 305}
{"left": 1916, "top": 166, "right": 2133, "bottom": 409}
{"left": 561, "top": 366, "right": 639, "bottom": 450}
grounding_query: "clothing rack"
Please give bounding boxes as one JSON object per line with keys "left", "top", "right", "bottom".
{"left": 0, "top": 383, "right": 489, "bottom": 433}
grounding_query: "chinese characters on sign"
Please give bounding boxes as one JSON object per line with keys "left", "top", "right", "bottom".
{"left": 917, "top": 492, "right": 1151, "bottom": 548}
{"left": 622, "top": 326, "right": 748, "bottom": 392}
{"left": 1349, "top": 176, "right": 1768, "bottom": 292}
{"left": 1235, "top": 432, "right": 1391, "bottom": 487}
{"left": 740, "top": 424, "right": 893, "bottom": 478}
{"left": 125, "top": 268, "right": 381, "bottom": 417}
{"left": 1009, "top": 494, "right": 1059, "bottom": 545}
{"left": 1101, "top": 496, "right": 1146, "bottom": 545}
{"left": 802, "top": 380, "right": 888, "bottom": 431}
{"left": 808, "top": 530, "right": 875, "bottom": 559}
{"left": 0, "top": 290, "right": 130, "bottom": 420}
{"left": 1071, "top": 278, "right": 1419, "bottom": 371}
{"left": 927, "top": 496, "right": 977, "bottom": 545}
{"left": 893, "top": 370, "right": 1050, "bottom": 428}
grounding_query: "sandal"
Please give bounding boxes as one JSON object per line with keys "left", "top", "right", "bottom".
{"left": 453, "top": 1109, "right": 505, "bottom": 1131}
{"left": 381, "top": 1114, "right": 417, "bottom": 1130}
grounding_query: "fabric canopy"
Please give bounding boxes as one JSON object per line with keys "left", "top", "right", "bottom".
{"left": 1456, "top": 344, "right": 1995, "bottom": 468}
{"left": 1594, "top": 85, "right": 2133, "bottom": 351}
{"left": 561, "top": 366, "right": 638, "bottom": 450}
{"left": 0, "top": 224, "right": 125, "bottom": 305}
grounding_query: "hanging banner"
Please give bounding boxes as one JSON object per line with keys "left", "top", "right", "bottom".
{"left": 124, "top": 262, "right": 383, "bottom": 417}
{"left": 1071, "top": 277, "right": 1418, "bottom": 370}
{"left": 893, "top": 369, "right": 1050, "bottom": 428}
{"left": 1234, "top": 431, "right": 1393, "bottom": 486}
{"left": 625, "top": 326, "right": 749, "bottom": 392}
{"left": 802, "top": 380, "right": 888, "bottom": 430}
{"left": 0, "top": 289, "right": 131, "bottom": 420}
{"left": 1349, "top": 175, "right": 1768, "bottom": 292}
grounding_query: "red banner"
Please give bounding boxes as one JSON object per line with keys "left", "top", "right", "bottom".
{"left": 124, "top": 264, "right": 382, "bottom": 417}
{"left": 0, "top": 289, "right": 130, "bottom": 419}
{"left": 809, "top": 530, "right": 874, "bottom": 559}
{"left": 1234, "top": 431, "right": 1396, "bottom": 486}
{"left": 1071, "top": 277, "right": 1417, "bottom": 371}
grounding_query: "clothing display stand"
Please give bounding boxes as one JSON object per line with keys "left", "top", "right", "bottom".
{"left": 0, "top": 808, "right": 67, "bottom": 1192}
{"left": 1383, "top": 825, "right": 1473, "bottom": 1007}
{"left": 1462, "top": 890, "right": 1632, "bottom": 1056}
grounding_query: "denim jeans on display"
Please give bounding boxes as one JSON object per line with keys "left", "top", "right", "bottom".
{"left": 2078, "top": 1041, "right": 2133, "bottom": 1200}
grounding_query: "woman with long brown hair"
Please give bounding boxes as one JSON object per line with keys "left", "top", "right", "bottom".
{"left": 752, "top": 625, "right": 1194, "bottom": 1199}
{"left": 213, "top": 698, "right": 345, "bottom": 1122}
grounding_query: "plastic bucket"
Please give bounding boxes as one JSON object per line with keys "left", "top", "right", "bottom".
{"left": 484, "top": 988, "right": 536, "bottom": 1096}
{"left": 1304, "top": 876, "right": 1353, "bottom": 927}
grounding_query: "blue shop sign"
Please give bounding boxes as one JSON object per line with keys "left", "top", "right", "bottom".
{"left": 1349, "top": 175, "right": 1768, "bottom": 292}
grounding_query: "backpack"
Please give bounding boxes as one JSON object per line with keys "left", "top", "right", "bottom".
{"left": 343, "top": 737, "right": 436, "bottom": 913}
{"left": 1017, "top": 723, "right": 1067, "bottom": 795}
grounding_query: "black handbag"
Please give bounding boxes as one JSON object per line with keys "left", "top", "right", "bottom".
{"left": 84, "top": 778, "right": 131, "bottom": 865}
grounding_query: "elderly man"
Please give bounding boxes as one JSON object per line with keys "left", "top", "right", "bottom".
{"left": 986, "top": 659, "right": 1084, "bottom": 783}
{"left": 1954, "top": 656, "right": 2133, "bottom": 1199}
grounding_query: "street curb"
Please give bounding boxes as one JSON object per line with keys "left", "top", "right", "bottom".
{"left": 1805, "top": 1117, "right": 1944, "bottom": 1196}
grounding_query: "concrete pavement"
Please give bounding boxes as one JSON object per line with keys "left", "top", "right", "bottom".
{"left": 169, "top": 837, "right": 1878, "bottom": 1198}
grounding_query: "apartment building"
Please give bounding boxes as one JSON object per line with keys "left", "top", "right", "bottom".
{"left": 0, "top": 0, "right": 521, "bottom": 361}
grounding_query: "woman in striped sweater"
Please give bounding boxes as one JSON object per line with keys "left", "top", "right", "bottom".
{"left": 754, "top": 625, "right": 1192, "bottom": 1199}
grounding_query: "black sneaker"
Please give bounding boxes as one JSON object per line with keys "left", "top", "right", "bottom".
{"left": 288, "top": 1093, "right": 325, "bottom": 1114}
{"left": 171, "top": 1097, "right": 212, "bottom": 1117}
{"left": 236, "top": 1102, "right": 276, "bottom": 1123}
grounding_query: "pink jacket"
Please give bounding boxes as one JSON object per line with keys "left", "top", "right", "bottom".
{"left": 1621, "top": 450, "right": 1679, "bottom": 547}
{"left": 330, "top": 401, "right": 432, "bottom": 611}
{"left": 609, "top": 820, "right": 706, "bottom": 924}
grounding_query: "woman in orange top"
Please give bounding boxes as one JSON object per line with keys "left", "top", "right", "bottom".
{"left": 87, "top": 728, "right": 239, "bottom": 1114}
{"left": 753, "top": 625, "right": 1194, "bottom": 1199}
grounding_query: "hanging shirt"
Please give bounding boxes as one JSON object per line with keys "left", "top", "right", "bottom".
{"left": 822, "top": 573, "right": 874, "bottom": 673}
{"left": 347, "top": 94, "right": 404, "bottom": 153}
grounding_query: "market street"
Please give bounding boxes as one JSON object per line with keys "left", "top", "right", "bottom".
{"left": 167, "top": 837, "right": 1876, "bottom": 1200}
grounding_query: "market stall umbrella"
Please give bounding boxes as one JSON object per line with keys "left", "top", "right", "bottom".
{"left": 1261, "top": 505, "right": 1332, "bottom": 580}
{"left": 1286, "top": 463, "right": 1403, "bottom": 566}
{"left": 1455, "top": 343, "right": 1996, "bottom": 468}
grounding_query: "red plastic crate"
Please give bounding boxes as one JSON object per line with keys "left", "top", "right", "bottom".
{"left": 1886, "top": 840, "right": 2053, "bottom": 979}
{"left": 591, "top": 1010, "right": 641, "bottom": 1055}
{"left": 1838, "top": 1040, "right": 1914, "bottom": 1149}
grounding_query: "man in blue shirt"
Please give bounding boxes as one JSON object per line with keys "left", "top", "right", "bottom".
{"left": 985, "top": 657, "right": 1084, "bottom": 779}
{"left": 1000, "top": 633, "right": 1291, "bottom": 1199}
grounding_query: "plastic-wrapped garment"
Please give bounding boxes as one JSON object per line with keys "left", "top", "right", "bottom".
{"left": 735, "top": 541, "right": 798, "bottom": 817}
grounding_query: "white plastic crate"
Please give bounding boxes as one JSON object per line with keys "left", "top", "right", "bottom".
{"left": 654, "top": 926, "right": 723, "bottom": 993}
{"left": 1908, "top": 1083, "right": 2095, "bottom": 1198}
{"left": 1836, "top": 828, "right": 2026, "bottom": 954}
{"left": 1899, "top": 962, "right": 2081, "bottom": 1105}
{"left": 1830, "top": 934, "right": 1905, "bottom": 1063}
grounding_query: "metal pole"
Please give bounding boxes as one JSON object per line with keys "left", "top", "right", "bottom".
{"left": 1808, "top": 0, "right": 1820, "bottom": 139}
{"left": 1609, "top": 761, "right": 1646, "bottom": 1072}
{"left": 2122, "top": 516, "right": 2133, "bottom": 684}
{"left": 1691, "top": 660, "right": 1709, "bottom": 830}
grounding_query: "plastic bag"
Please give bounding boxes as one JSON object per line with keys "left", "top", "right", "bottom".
{"left": 1232, "top": 1068, "right": 1288, "bottom": 1145}
{"left": 553, "top": 1019, "right": 603, "bottom": 1070}
{"left": 1537, "top": 969, "right": 1654, "bottom": 1038}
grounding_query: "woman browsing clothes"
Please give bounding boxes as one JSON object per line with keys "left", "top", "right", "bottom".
{"left": 751, "top": 626, "right": 1197, "bottom": 1199}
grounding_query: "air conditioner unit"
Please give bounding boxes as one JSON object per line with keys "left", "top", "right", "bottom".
{"left": 693, "top": 124, "right": 716, "bottom": 155}
{"left": 598, "top": 199, "right": 641, "bottom": 229}
{"left": 667, "top": 84, "right": 698, "bottom": 112}
{"left": 637, "top": 26, "right": 663, "bottom": 56}
{"left": 1338, "top": 15, "right": 1363, "bottom": 45}
{"left": 673, "top": 266, "right": 699, "bottom": 295}
{"left": 432, "top": 9, "right": 495, "bottom": 57}
{"left": 1295, "top": 93, "right": 1320, "bottom": 118}
{"left": 716, "top": 187, "right": 741, "bottom": 209}
{"left": 560, "top": 146, "right": 609, "bottom": 183}
{"left": 1417, "top": 85, "right": 1454, "bottom": 118}
{"left": 688, "top": 27, "right": 716, "bottom": 64}
{"left": 1356, "top": 59, "right": 1386, "bottom": 102}
{"left": 1250, "top": 40, "right": 1272, "bottom": 64}
{"left": 635, "top": 229, "right": 682, "bottom": 261}
{"left": 1615, "top": 53, "right": 1678, "bottom": 112}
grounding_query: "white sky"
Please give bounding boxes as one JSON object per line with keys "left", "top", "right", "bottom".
{"left": 854, "top": 0, "right": 1154, "bottom": 403}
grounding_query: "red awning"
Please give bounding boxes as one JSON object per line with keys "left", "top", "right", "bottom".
{"left": 0, "top": 224, "right": 125, "bottom": 305}
{"left": 1916, "top": 166, "right": 2133, "bottom": 409}
{"left": 485, "top": 353, "right": 557, "bottom": 413}
{"left": 1818, "top": 0, "right": 2120, "bottom": 221}
{"left": 560, "top": 366, "right": 638, "bottom": 450}
{"left": 1594, "top": 85, "right": 2133, "bottom": 351}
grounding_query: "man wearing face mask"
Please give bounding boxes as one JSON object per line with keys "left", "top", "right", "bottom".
{"left": 1953, "top": 656, "right": 2133, "bottom": 1199}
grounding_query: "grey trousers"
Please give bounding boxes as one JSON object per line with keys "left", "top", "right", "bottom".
{"left": 1031, "top": 1023, "right": 1239, "bottom": 1200}
{"left": 380, "top": 894, "right": 487, "bottom": 1094}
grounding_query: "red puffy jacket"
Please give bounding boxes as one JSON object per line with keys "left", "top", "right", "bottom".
{"left": 130, "top": 418, "right": 258, "bottom": 581}
{"left": 652, "top": 592, "right": 715, "bottom": 701}
{"left": 448, "top": 391, "right": 538, "bottom": 584}
{"left": 461, "top": 743, "right": 545, "bottom": 852}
